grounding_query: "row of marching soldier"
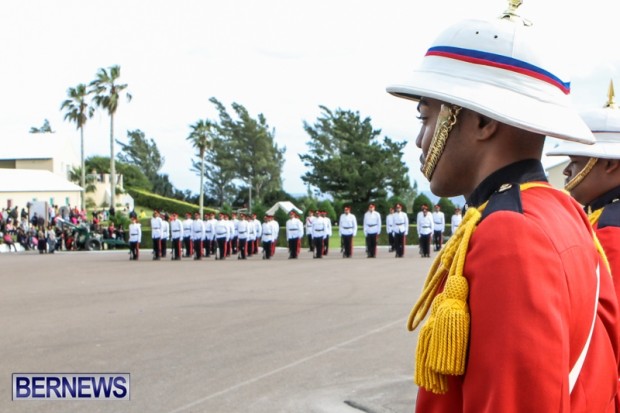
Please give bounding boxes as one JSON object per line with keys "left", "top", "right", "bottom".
{"left": 128, "top": 204, "right": 454, "bottom": 262}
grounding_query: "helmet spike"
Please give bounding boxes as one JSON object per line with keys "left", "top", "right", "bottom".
{"left": 605, "top": 79, "right": 617, "bottom": 109}
{"left": 500, "top": 0, "right": 532, "bottom": 26}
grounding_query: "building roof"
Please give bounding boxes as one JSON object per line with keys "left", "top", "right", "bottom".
{"left": 0, "top": 169, "right": 82, "bottom": 192}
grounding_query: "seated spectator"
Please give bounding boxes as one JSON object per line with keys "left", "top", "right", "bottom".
{"left": 3, "top": 232, "right": 17, "bottom": 252}
{"left": 117, "top": 226, "right": 125, "bottom": 241}
{"left": 5, "top": 219, "right": 14, "bottom": 235}
{"left": 108, "top": 222, "right": 117, "bottom": 239}
{"left": 16, "top": 228, "right": 29, "bottom": 250}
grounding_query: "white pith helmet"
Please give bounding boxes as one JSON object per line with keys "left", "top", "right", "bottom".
{"left": 387, "top": 2, "right": 595, "bottom": 144}
{"left": 547, "top": 80, "right": 620, "bottom": 159}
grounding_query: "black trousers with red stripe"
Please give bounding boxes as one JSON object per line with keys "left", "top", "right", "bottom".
{"left": 217, "top": 237, "right": 228, "bottom": 259}
{"left": 341, "top": 235, "right": 353, "bottom": 258}
{"left": 171, "top": 238, "right": 182, "bottom": 259}
{"left": 288, "top": 237, "right": 300, "bottom": 258}
{"left": 152, "top": 237, "right": 161, "bottom": 258}
{"left": 183, "top": 237, "right": 192, "bottom": 257}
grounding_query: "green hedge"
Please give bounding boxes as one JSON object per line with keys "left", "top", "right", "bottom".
{"left": 126, "top": 188, "right": 218, "bottom": 218}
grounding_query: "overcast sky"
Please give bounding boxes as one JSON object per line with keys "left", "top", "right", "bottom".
{"left": 1, "top": 1, "right": 619, "bottom": 196}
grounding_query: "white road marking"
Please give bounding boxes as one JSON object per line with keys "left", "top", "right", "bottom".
{"left": 167, "top": 318, "right": 404, "bottom": 413}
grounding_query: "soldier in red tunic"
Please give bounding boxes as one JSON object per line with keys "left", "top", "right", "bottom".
{"left": 548, "top": 81, "right": 620, "bottom": 305}
{"left": 387, "top": 2, "right": 620, "bottom": 412}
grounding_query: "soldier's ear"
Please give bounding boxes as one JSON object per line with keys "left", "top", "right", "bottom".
{"left": 603, "top": 159, "right": 620, "bottom": 174}
{"left": 475, "top": 113, "right": 498, "bottom": 142}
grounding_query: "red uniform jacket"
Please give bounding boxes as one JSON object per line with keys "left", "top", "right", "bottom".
{"left": 415, "top": 161, "right": 620, "bottom": 413}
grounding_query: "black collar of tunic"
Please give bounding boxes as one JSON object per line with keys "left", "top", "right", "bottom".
{"left": 467, "top": 159, "right": 548, "bottom": 208}
{"left": 588, "top": 185, "right": 620, "bottom": 212}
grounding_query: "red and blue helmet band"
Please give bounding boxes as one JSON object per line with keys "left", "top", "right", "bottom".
{"left": 426, "top": 46, "right": 570, "bottom": 95}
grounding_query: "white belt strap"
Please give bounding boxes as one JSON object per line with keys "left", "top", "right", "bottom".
{"left": 568, "top": 264, "right": 600, "bottom": 394}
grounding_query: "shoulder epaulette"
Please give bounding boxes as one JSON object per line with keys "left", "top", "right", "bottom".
{"left": 481, "top": 183, "right": 523, "bottom": 221}
{"left": 598, "top": 201, "right": 620, "bottom": 229}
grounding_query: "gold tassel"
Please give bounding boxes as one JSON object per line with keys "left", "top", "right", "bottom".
{"left": 416, "top": 315, "right": 449, "bottom": 394}
{"left": 428, "top": 277, "right": 470, "bottom": 375}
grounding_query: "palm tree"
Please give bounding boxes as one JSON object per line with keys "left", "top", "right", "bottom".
{"left": 61, "top": 84, "right": 94, "bottom": 211}
{"left": 89, "top": 65, "right": 132, "bottom": 210}
{"left": 187, "top": 119, "right": 215, "bottom": 216}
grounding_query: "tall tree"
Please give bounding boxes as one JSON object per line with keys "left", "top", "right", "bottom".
{"left": 117, "top": 129, "right": 164, "bottom": 182}
{"left": 29, "top": 119, "right": 55, "bottom": 134}
{"left": 300, "top": 106, "right": 410, "bottom": 207}
{"left": 85, "top": 155, "right": 151, "bottom": 191}
{"left": 151, "top": 173, "right": 176, "bottom": 198}
{"left": 61, "top": 84, "right": 94, "bottom": 211}
{"left": 90, "top": 65, "right": 132, "bottom": 209}
{"left": 187, "top": 119, "right": 215, "bottom": 216}
{"left": 190, "top": 134, "right": 237, "bottom": 207}
{"left": 209, "top": 97, "right": 285, "bottom": 204}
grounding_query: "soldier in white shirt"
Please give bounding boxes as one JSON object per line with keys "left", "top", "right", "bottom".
{"left": 182, "top": 212, "right": 193, "bottom": 258}
{"left": 225, "top": 214, "right": 234, "bottom": 257}
{"left": 169, "top": 212, "right": 183, "bottom": 260}
{"left": 305, "top": 210, "right": 316, "bottom": 253}
{"left": 231, "top": 212, "right": 239, "bottom": 255}
{"left": 261, "top": 215, "right": 276, "bottom": 259}
{"left": 339, "top": 206, "right": 357, "bottom": 258}
{"left": 451, "top": 207, "right": 463, "bottom": 235}
{"left": 191, "top": 212, "right": 205, "bottom": 260}
{"left": 322, "top": 211, "right": 332, "bottom": 256}
{"left": 392, "top": 203, "right": 409, "bottom": 258}
{"left": 214, "top": 213, "right": 231, "bottom": 260}
{"left": 432, "top": 204, "right": 446, "bottom": 251}
{"left": 386, "top": 207, "right": 395, "bottom": 252}
{"left": 247, "top": 216, "right": 256, "bottom": 257}
{"left": 311, "top": 211, "right": 327, "bottom": 258}
{"left": 363, "top": 203, "right": 382, "bottom": 258}
{"left": 150, "top": 210, "right": 163, "bottom": 260}
{"left": 161, "top": 213, "right": 170, "bottom": 258}
{"left": 203, "top": 212, "right": 215, "bottom": 258}
{"left": 286, "top": 211, "right": 304, "bottom": 259}
{"left": 416, "top": 205, "right": 433, "bottom": 258}
{"left": 237, "top": 213, "right": 250, "bottom": 259}
{"left": 252, "top": 214, "right": 262, "bottom": 255}
{"left": 128, "top": 215, "right": 142, "bottom": 260}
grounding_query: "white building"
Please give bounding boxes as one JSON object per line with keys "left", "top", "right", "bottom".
{"left": 0, "top": 169, "right": 82, "bottom": 210}
{"left": 0, "top": 134, "right": 132, "bottom": 210}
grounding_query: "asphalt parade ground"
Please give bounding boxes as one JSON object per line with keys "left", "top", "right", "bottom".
{"left": 0, "top": 246, "right": 433, "bottom": 413}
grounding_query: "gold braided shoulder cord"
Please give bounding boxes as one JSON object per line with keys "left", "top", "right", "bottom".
{"left": 587, "top": 208, "right": 611, "bottom": 273}
{"left": 565, "top": 157, "right": 598, "bottom": 192}
{"left": 589, "top": 208, "right": 603, "bottom": 227}
{"left": 421, "top": 104, "right": 462, "bottom": 180}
